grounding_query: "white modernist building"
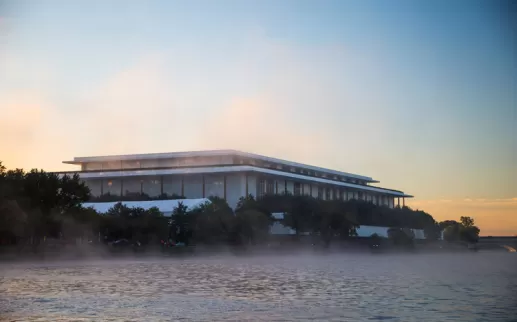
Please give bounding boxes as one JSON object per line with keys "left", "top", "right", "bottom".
{"left": 61, "top": 150, "right": 412, "bottom": 209}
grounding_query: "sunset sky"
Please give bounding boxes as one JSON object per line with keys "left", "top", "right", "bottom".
{"left": 1, "top": 0, "right": 515, "bottom": 235}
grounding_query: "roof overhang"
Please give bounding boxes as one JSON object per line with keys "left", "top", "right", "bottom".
{"left": 63, "top": 161, "right": 81, "bottom": 165}
{"left": 62, "top": 149, "right": 376, "bottom": 182}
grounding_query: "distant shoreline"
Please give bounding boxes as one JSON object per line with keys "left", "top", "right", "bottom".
{"left": 0, "top": 241, "right": 513, "bottom": 263}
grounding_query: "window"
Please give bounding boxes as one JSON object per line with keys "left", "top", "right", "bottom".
{"left": 142, "top": 176, "right": 161, "bottom": 197}
{"left": 84, "top": 162, "right": 103, "bottom": 171}
{"left": 102, "top": 162, "right": 121, "bottom": 170}
{"left": 258, "top": 179, "right": 267, "bottom": 198}
{"left": 205, "top": 175, "right": 224, "bottom": 198}
{"left": 266, "top": 180, "right": 275, "bottom": 195}
{"left": 325, "top": 188, "right": 331, "bottom": 200}
{"left": 122, "top": 160, "right": 141, "bottom": 169}
{"left": 294, "top": 182, "right": 301, "bottom": 196}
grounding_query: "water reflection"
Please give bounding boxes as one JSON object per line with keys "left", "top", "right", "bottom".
{"left": 1, "top": 253, "right": 516, "bottom": 321}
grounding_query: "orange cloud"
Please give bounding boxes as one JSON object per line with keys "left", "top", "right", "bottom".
{"left": 0, "top": 92, "right": 48, "bottom": 169}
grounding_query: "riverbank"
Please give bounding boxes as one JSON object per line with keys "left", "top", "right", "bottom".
{"left": 0, "top": 240, "right": 513, "bottom": 262}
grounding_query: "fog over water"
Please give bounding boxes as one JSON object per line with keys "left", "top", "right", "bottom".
{"left": 1, "top": 252, "right": 516, "bottom": 321}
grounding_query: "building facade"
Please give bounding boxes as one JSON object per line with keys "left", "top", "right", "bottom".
{"left": 60, "top": 150, "right": 412, "bottom": 209}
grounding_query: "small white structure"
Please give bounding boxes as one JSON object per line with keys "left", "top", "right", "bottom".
{"left": 356, "top": 225, "right": 426, "bottom": 240}
{"left": 269, "top": 213, "right": 427, "bottom": 239}
{"left": 270, "top": 213, "right": 296, "bottom": 235}
{"left": 82, "top": 198, "right": 211, "bottom": 216}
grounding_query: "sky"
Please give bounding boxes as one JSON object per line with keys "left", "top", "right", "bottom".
{"left": 0, "top": 0, "right": 515, "bottom": 235}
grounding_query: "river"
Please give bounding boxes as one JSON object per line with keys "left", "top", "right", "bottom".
{"left": 1, "top": 252, "right": 516, "bottom": 321}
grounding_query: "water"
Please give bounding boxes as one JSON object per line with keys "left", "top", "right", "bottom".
{"left": 1, "top": 252, "right": 516, "bottom": 321}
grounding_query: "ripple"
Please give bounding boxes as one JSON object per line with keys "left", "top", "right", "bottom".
{"left": 0, "top": 253, "right": 516, "bottom": 321}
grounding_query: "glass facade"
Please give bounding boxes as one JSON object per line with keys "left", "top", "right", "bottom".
{"left": 204, "top": 174, "right": 224, "bottom": 198}
{"left": 142, "top": 176, "right": 161, "bottom": 197}
{"left": 104, "top": 178, "right": 121, "bottom": 196}
{"left": 162, "top": 175, "right": 183, "bottom": 196}
{"left": 77, "top": 155, "right": 402, "bottom": 208}
{"left": 123, "top": 177, "right": 142, "bottom": 196}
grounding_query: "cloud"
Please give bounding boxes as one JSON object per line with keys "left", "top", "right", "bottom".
{"left": 69, "top": 52, "right": 184, "bottom": 155}
{"left": 51, "top": 32, "right": 379, "bottom": 171}
{"left": 0, "top": 91, "right": 61, "bottom": 169}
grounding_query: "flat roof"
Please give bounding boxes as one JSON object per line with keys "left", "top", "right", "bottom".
{"left": 63, "top": 149, "right": 375, "bottom": 182}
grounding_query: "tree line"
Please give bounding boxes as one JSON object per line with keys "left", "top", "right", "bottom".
{"left": 0, "top": 162, "right": 480, "bottom": 251}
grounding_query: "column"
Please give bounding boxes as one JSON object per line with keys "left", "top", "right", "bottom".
{"left": 245, "top": 173, "right": 249, "bottom": 196}
{"left": 223, "top": 175, "right": 227, "bottom": 199}
{"left": 202, "top": 175, "right": 205, "bottom": 198}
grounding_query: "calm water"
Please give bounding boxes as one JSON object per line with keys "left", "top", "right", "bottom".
{"left": 1, "top": 252, "right": 516, "bottom": 321}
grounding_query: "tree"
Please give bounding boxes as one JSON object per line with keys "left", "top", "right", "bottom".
{"left": 442, "top": 224, "right": 460, "bottom": 242}
{"left": 424, "top": 222, "right": 442, "bottom": 240}
{"left": 188, "top": 197, "right": 235, "bottom": 245}
{"left": 439, "top": 220, "right": 459, "bottom": 230}
{"left": 0, "top": 199, "right": 28, "bottom": 245}
{"left": 388, "top": 227, "right": 414, "bottom": 247}
{"left": 440, "top": 217, "right": 480, "bottom": 244}
{"left": 170, "top": 202, "right": 191, "bottom": 244}
{"left": 460, "top": 216, "right": 475, "bottom": 228}
{"left": 234, "top": 208, "right": 272, "bottom": 245}
{"left": 234, "top": 195, "right": 272, "bottom": 245}
{"left": 459, "top": 217, "right": 480, "bottom": 243}
{"left": 314, "top": 200, "right": 359, "bottom": 248}
{"left": 261, "top": 194, "right": 319, "bottom": 237}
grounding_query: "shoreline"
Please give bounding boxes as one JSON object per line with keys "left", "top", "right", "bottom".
{"left": 0, "top": 242, "right": 512, "bottom": 263}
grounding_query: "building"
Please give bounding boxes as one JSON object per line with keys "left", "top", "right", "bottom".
{"left": 61, "top": 149, "right": 412, "bottom": 209}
